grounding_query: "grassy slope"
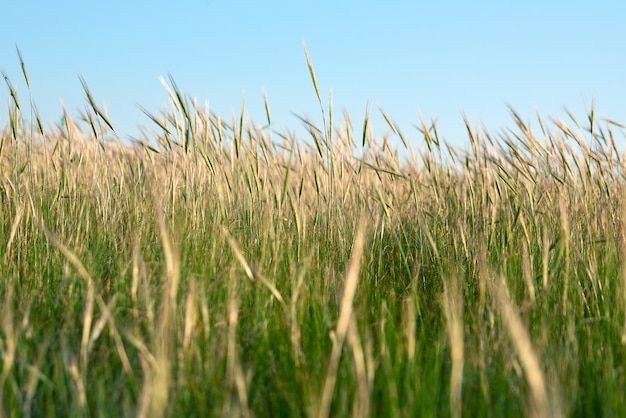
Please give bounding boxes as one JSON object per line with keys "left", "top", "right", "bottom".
{"left": 1, "top": 68, "right": 626, "bottom": 417}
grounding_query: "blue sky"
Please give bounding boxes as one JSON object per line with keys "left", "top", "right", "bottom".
{"left": 2, "top": 1, "right": 625, "bottom": 148}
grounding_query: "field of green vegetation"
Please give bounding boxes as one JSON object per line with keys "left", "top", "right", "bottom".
{"left": 2, "top": 53, "right": 626, "bottom": 417}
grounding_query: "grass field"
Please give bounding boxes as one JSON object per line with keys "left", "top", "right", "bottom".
{"left": 2, "top": 57, "right": 626, "bottom": 417}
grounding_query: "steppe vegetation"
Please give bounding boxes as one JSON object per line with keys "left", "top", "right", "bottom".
{"left": 1, "top": 50, "right": 626, "bottom": 417}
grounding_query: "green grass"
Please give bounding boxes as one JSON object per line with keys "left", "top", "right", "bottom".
{"left": 1, "top": 53, "right": 626, "bottom": 417}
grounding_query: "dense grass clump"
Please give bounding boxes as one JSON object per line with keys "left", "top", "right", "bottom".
{"left": 1, "top": 55, "right": 626, "bottom": 417}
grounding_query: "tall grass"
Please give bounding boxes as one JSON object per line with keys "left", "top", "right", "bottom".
{"left": 1, "top": 50, "right": 626, "bottom": 417}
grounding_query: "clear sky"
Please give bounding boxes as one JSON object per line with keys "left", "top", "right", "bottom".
{"left": 2, "top": 1, "right": 625, "bottom": 149}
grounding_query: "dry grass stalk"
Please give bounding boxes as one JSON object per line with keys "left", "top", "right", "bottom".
{"left": 620, "top": 189, "right": 626, "bottom": 344}
{"left": 443, "top": 275, "right": 464, "bottom": 418}
{"left": 487, "top": 273, "right": 560, "bottom": 418}
{"left": 347, "top": 318, "right": 369, "bottom": 418}
{"left": 318, "top": 220, "right": 368, "bottom": 418}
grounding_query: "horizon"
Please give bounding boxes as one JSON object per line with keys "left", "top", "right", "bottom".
{"left": 2, "top": 1, "right": 626, "bottom": 150}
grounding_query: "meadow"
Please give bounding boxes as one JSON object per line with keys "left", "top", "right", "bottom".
{"left": 1, "top": 54, "right": 626, "bottom": 417}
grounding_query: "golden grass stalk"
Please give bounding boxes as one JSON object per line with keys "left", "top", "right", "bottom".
{"left": 558, "top": 195, "right": 571, "bottom": 317}
{"left": 403, "top": 296, "right": 417, "bottom": 362}
{"left": 4, "top": 204, "right": 24, "bottom": 263}
{"left": 137, "top": 190, "right": 181, "bottom": 418}
{"left": 521, "top": 234, "right": 536, "bottom": 305}
{"left": 222, "top": 226, "right": 285, "bottom": 306}
{"left": 152, "top": 196, "right": 180, "bottom": 417}
{"left": 290, "top": 254, "right": 312, "bottom": 365}
{"left": 226, "top": 294, "right": 251, "bottom": 418}
{"left": 318, "top": 219, "right": 367, "bottom": 418}
{"left": 38, "top": 222, "right": 95, "bottom": 370}
{"left": 36, "top": 219, "right": 131, "bottom": 409}
{"left": 347, "top": 319, "right": 369, "bottom": 418}
{"left": 487, "top": 274, "right": 561, "bottom": 418}
{"left": 620, "top": 189, "right": 626, "bottom": 345}
{"left": 442, "top": 274, "right": 464, "bottom": 418}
